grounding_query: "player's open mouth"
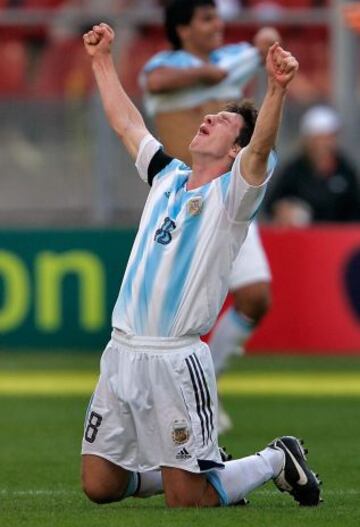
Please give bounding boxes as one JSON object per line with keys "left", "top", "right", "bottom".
{"left": 199, "top": 125, "right": 210, "bottom": 136}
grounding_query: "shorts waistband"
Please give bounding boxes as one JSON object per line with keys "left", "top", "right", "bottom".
{"left": 111, "top": 328, "right": 201, "bottom": 351}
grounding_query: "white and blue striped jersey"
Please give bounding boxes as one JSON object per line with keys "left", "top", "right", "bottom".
{"left": 140, "top": 43, "right": 260, "bottom": 116}
{"left": 112, "top": 135, "right": 276, "bottom": 338}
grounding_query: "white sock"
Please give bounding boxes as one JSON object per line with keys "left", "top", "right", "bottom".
{"left": 136, "top": 470, "right": 163, "bottom": 497}
{"left": 209, "top": 308, "right": 255, "bottom": 375}
{"left": 129, "top": 447, "right": 284, "bottom": 504}
{"left": 208, "top": 447, "right": 284, "bottom": 505}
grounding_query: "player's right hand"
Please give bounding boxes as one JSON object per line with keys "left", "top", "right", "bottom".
{"left": 200, "top": 64, "right": 227, "bottom": 85}
{"left": 83, "top": 23, "right": 115, "bottom": 57}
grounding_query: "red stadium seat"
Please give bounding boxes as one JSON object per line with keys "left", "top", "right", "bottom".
{"left": 225, "top": 21, "right": 330, "bottom": 100}
{"left": 23, "top": 0, "right": 65, "bottom": 8}
{"left": 248, "top": 0, "right": 329, "bottom": 7}
{"left": 32, "top": 37, "right": 94, "bottom": 98}
{"left": 118, "top": 26, "right": 168, "bottom": 97}
{"left": 0, "top": 40, "right": 27, "bottom": 96}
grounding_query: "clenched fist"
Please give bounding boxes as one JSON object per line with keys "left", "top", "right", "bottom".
{"left": 266, "top": 43, "right": 299, "bottom": 90}
{"left": 83, "top": 23, "right": 115, "bottom": 57}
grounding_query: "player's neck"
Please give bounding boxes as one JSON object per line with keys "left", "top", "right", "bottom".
{"left": 182, "top": 43, "right": 210, "bottom": 62}
{"left": 188, "top": 155, "right": 231, "bottom": 190}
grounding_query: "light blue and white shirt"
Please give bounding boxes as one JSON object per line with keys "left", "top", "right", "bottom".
{"left": 112, "top": 135, "right": 276, "bottom": 338}
{"left": 140, "top": 43, "right": 261, "bottom": 116}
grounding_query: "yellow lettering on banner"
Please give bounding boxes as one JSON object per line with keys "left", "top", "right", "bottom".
{"left": 35, "top": 251, "right": 105, "bottom": 332}
{"left": 0, "top": 251, "right": 30, "bottom": 332}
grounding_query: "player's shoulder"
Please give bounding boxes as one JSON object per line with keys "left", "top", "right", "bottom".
{"left": 143, "top": 49, "right": 199, "bottom": 72}
{"left": 148, "top": 149, "right": 188, "bottom": 186}
{"left": 211, "top": 42, "right": 253, "bottom": 61}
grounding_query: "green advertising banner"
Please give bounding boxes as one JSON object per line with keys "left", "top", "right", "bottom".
{"left": 0, "top": 229, "right": 136, "bottom": 349}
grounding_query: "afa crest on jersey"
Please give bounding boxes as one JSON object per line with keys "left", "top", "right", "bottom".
{"left": 187, "top": 196, "right": 203, "bottom": 216}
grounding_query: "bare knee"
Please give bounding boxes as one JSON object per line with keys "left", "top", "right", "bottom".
{"left": 82, "top": 478, "right": 119, "bottom": 504}
{"left": 233, "top": 282, "right": 271, "bottom": 323}
{"left": 81, "top": 454, "right": 129, "bottom": 504}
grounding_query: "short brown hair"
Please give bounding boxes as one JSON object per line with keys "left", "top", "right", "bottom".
{"left": 225, "top": 100, "right": 258, "bottom": 147}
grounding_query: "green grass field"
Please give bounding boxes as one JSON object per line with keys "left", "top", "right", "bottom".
{"left": 1, "top": 351, "right": 360, "bottom": 527}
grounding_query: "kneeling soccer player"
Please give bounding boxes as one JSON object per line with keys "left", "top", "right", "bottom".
{"left": 81, "top": 22, "right": 321, "bottom": 508}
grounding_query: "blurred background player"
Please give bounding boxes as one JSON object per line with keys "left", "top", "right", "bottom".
{"left": 140, "top": 0, "right": 280, "bottom": 433}
{"left": 266, "top": 105, "right": 360, "bottom": 226}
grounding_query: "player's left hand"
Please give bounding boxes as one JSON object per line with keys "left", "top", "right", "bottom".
{"left": 266, "top": 43, "right": 298, "bottom": 90}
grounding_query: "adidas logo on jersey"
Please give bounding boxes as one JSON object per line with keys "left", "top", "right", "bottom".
{"left": 176, "top": 448, "right": 192, "bottom": 460}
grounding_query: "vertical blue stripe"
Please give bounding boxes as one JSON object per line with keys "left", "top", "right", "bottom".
{"left": 134, "top": 240, "right": 163, "bottom": 334}
{"left": 135, "top": 173, "right": 187, "bottom": 334}
{"left": 115, "top": 191, "right": 169, "bottom": 324}
{"left": 117, "top": 160, "right": 180, "bottom": 324}
{"left": 158, "top": 187, "right": 211, "bottom": 335}
{"left": 249, "top": 150, "right": 277, "bottom": 220}
{"left": 218, "top": 172, "right": 231, "bottom": 203}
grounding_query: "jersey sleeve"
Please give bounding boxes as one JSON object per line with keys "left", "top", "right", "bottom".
{"left": 213, "top": 43, "right": 260, "bottom": 81}
{"left": 220, "top": 149, "right": 277, "bottom": 222}
{"left": 135, "top": 134, "right": 175, "bottom": 186}
{"left": 140, "top": 50, "right": 199, "bottom": 92}
{"left": 142, "top": 52, "right": 173, "bottom": 74}
{"left": 142, "top": 50, "right": 196, "bottom": 74}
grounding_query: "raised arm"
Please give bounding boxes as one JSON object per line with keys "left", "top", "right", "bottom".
{"left": 240, "top": 43, "right": 298, "bottom": 186}
{"left": 146, "top": 64, "right": 227, "bottom": 93}
{"left": 83, "top": 23, "right": 150, "bottom": 160}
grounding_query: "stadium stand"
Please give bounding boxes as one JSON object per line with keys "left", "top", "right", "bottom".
{"left": 31, "top": 37, "right": 93, "bottom": 98}
{"left": 0, "top": 40, "right": 27, "bottom": 96}
{"left": 23, "top": 0, "right": 64, "bottom": 8}
{"left": 0, "top": 2, "right": 337, "bottom": 226}
{"left": 247, "top": 0, "right": 330, "bottom": 7}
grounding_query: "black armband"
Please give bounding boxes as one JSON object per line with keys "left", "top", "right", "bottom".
{"left": 148, "top": 149, "right": 174, "bottom": 186}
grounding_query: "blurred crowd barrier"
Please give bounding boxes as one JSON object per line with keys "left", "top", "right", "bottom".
{"left": 0, "top": 2, "right": 358, "bottom": 225}
{"left": 0, "top": 225, "right": 359, "bottom": 352}
{"left": 213, "top": 226, "right": 360, "bottom": 353}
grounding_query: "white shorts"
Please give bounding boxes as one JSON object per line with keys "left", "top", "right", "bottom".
{"left": 81, "top": 330, "right": 224, "bottom": 474}
{"left": 228, "top": 222, "right": 271, "bottom": 290}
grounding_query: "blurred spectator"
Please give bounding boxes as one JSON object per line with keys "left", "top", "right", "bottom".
{"left": 250, "top": 1, "right": 284, "bottom": 23}
{"left": 343, "top": 3, "right": 360, "bottom": 33}
{"left": 215, "top": 0, "right": 242, "bottom": 20}
{"left": 266, "top": 105, "right": 360, "bottom": 226}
